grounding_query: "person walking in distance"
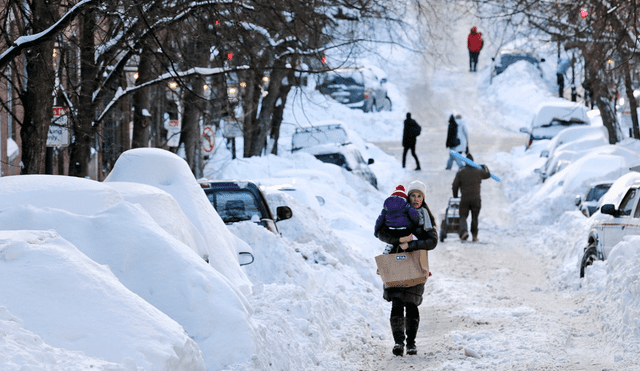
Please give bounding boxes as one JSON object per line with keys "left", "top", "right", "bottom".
{"left": 445, "top": 113, "right": 468, "bottom": 170}
{"left": 402, "top": 113, "right": 422, "bottom": 171}
{"left": 467, "top": 27, "right": 483, "bottom": 72}
{"left": 556, "top": 56, "right": 571, "bottom": 98}
{"left": 452, "top": 153, "right": 490, "bottom": 242}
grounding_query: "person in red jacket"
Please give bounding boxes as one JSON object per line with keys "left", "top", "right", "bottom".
{"left": 467, "top": 27, "right": 483, "bottom": 72}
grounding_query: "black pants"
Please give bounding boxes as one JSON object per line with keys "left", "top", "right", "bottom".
{"left": 469, "top": 51, "right": 480, "bottom": 71}
{"left": 557, "top": 73, "right": 564, "bottom": 98}
{"left": 402, "top": 145, "right": 420, "bottom": 169}
{"left": 459, "top": 197, "right": 481, "bottom": 238}
{"left": 391, "top": 298, "right": 419, "bottom": 320}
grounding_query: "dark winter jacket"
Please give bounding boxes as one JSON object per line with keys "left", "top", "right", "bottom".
{"left": 445, "top": 115, "right": 460, "bottom": 148}
{"left": 374, "top": 196, "right": 420, "bottom": 237}
{"left": 452, "top": 164, "right": 491, "bottom": 201}
{"left": 376, "top": 204, "right": 438, "bottom": 306}
{"left": 402, "top": 118, "right": 421, "bottom": 148}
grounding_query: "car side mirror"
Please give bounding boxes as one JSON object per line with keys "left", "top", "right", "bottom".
{"left": 368, "top": 158, "right": 374, "bottom": 165}
{"left": 534, "top": 168, "right": 541, "bottom": 174}
{"left": 315, "top": 196, "right": 325, "bottom": 206}
{"left": 276, "top": 206, "right": 293, "bottom": 221}
{"left": 519, "top": 127, "right": 530, "bottom": 134}
{"left": 575, "top": 195, "right": 582, "bottom": 206}
{"left": 600, "top": 204, "right": 617, "bottom": 216}
{"left": 540, "top": 150, "right": 549, "bottom": 158}
{"left": 380, "top": 78, "right": 387, "bottom": 84}
{"left": 239, "top": 252, "right": 254, "bottom": 266}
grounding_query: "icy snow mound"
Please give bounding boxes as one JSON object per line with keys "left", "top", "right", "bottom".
{"left": 485, "top": 61, "right": 554, "bottom": 133}
{"left": 226, "top": 221, "right": 387, "bottom": 370}
{"left": 104, "top": 147, "right": 253, "bottom": 294}
{"left": 0, "top": 203, "right": 256, "bottom": 371}
{"left": 0, "top": 230, "right": 205, "bottom": 371}
{"left": 0, "top": 174, "right": 123, "bottom": 215}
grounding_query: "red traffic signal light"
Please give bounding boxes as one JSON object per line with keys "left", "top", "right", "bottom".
{"left": 227, "top": 52, "right": 233, "bottom": 61}
{"left": 580, "top": 9, "right": 589, "bottom": 18}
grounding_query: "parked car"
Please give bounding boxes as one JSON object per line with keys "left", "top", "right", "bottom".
{"left": 291, "top": 122, "right": 378, "bottom": 189}
{"left": 580, "top": 173, "right": 640, "bottom": 277}
{"left": 536, "top": 126, "right": 609, "bottom": 182}
{"left": 317, "top": 66, "right": 392, "bottom": 112}
{"left": 520, "top": 101, "right": 590, "bottom": 149}
{"left": 199, "top": 179, "right": 292, "bottom": 236}
{"left": 575, "top": 181, "right": 614, "bottom": 217}
{"left": 490, "top": 48, "right": 545, "bottom": 84}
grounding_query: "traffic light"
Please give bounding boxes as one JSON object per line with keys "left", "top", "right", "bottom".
{"left": 227, "top": 52, "right": 233, "bottom": 61}
{"left": 580, "top": 9, "right": 589, "bottom": 18}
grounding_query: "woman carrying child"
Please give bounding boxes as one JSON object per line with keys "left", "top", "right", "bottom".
{"left": 374, "top": 180, "right": 438, "bottom": 356}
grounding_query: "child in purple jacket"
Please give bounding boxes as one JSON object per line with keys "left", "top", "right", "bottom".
{"left": 374, "top": 185, "right": 420, "bottom": 241}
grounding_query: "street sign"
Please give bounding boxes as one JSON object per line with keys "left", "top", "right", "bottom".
{"left": 47, "top": 107, "right": 70, "bottom": 147}
{"left": 167, "top": 119, "right": 181, "bottom": 147}
{"left": 203, "top": 126, "right": 215, "bottom": 153}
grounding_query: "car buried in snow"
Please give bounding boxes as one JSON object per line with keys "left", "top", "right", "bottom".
{"left": 575, "top": 181, "right": 613, "bottom": 217}
{"left": 199, "top": 179, "right": 292, "bottom": 237}
{"left": 291, "top": 121, "right": 378, "bottom": 189}
{"left": 580, "top": 173, "right": 640, "bottom": 277}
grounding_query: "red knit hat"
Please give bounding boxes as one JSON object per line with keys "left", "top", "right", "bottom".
{"left": 390, "top": 185, "right": 407, "bottom": 198}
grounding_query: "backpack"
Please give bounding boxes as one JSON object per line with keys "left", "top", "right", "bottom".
{"left": 414, "top": 123, "right": 422, "bottom": 137}
{"left": 446, "top": 116, "right": 460, "bottom": 147}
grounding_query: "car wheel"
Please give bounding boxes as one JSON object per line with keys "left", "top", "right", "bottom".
{"left": 580, "top": 243, "right": 598, "bottom": 278}
{"left": 377, "top": 96, "right": 392, "bottom": 112}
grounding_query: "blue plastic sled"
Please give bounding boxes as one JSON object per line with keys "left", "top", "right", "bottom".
{"left": 449, "top": 150, "right": 501, "bottom": 182}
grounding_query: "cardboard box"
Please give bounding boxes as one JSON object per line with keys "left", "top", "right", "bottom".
{"left": 375, "top": 250, "right": 429, "bottom": 288}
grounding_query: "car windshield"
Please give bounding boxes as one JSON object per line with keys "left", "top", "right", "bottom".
{"left": 586, "top": 184, "right": 611, "bottom": 202}
{"left": 314, "top": 153, "right": 348, "bottom": 168}
{"left": 206, "top": 190, "right": 265, "bottom": 223}
{"left": 324, "top": 70, "right": 364, "bottom": 86}
{"left": 500, "top": 54, "right": 537, "bottom": 66}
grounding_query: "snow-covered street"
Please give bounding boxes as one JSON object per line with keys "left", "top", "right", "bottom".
{"left": 4, "top": 3, "right": 640, "bottom": 371}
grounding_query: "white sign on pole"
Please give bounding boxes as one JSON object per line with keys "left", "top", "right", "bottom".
{"left": 47, "top": 107, "right": 70, "bottom": 147}
{"left": 167, "top": 119, "right": 181, "bottom": 147}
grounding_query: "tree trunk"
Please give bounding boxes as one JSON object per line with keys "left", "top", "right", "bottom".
{"left": 69, "top": 6, "right": 98, "bottom": 177}
{"left": 242, "top": 70, "right": 261, "bottom": 157}
{"left": 20, "top": 0, "right": 57, "bottom": 174}
{"left": 270, "top": 67, "right": 295, "bottom": 155}
{"left": 181, "top": 75, "right": 205, "bottom": 177}
{"left": 254, "top": 61, "right": 287, "bottom": 156}
{"left": 623, "top": 61, "right": 639, "bottom": 139}
{"left": 131, "top": 45, "right": 154, "bottom": 148}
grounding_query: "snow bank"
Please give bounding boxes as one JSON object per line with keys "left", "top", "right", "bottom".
{"left": 0, "top": 230, "right": 205, "bottom": 370}
{"left": 104, "top": 147, "right": 253, "bottom": 294}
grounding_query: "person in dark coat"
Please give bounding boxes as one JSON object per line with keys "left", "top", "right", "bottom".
{"left": 452, "top": 153, "right": 490, "bottom": 242}
{"left": 467, "top": 27, "right": 483, "bottom": 72}
{"left": 375, "top": 181, "right": 437, "bottom": 357}
{"left": 402, "top": 113, "right": 422, "bottom": 171}
{"left": 445, "top": 113, "right": 468, "bottom": 170}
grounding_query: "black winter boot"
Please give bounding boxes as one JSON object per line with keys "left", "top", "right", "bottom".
{"left": 390, "top": 316, "right": 405, "bottom": 356}
{"left": 405, "top": 318, "right": 420, "bottom": 355}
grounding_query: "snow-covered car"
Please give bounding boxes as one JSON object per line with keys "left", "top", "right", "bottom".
{"left": 536, "top": 126, "right": 609, "bottom": 182}
{"left": 317, "top": 66, "right": 392, "bottom": 112}
{"left": 520, "top": 101, "right": 590, "bottom": 149}
{"left": 291, "top": 122, "right": 378, "bottom": 189}
{"left": 580, "top": 172, "right": 640, "bottom": 277}
{"left": 490, "top": 48, "right": 545, "bottom": 84}
{"left": 574, "top": 181, "right": 613, "bottom": 217}
{"left": 199, "top": 179, "right": 292, "bottom": 237}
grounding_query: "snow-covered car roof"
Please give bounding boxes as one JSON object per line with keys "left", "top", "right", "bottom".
{"left": 531, "top": 100, "right": 590, "bottom": 128}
